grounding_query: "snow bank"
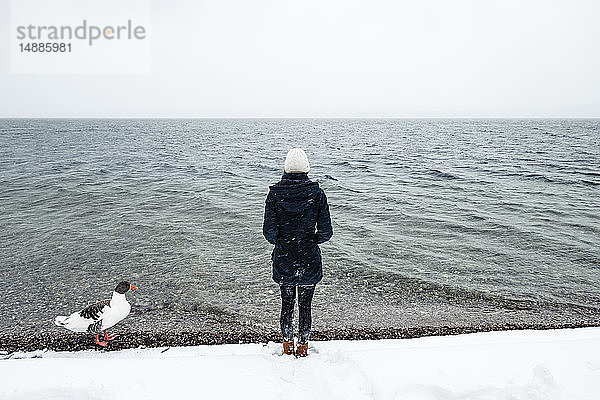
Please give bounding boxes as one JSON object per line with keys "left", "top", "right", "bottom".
{"left": 1, "top": 327, "right": 599, "bottom": 400}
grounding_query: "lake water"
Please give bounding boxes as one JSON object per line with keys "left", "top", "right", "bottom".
{"left": 1, "top": 119, "right": 598, "bottom": 337}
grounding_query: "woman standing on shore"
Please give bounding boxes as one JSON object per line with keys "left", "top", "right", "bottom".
{"left": 263, "top": 148, "right": 333, "bottom": 357}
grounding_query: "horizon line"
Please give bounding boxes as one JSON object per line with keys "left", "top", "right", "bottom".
{"left": 1, "top": 116, "right": 599, "bottom": 120}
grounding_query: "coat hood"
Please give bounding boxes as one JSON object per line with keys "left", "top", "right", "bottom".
{"left": 269, "top": 173, "right": 321, "bottom": 213}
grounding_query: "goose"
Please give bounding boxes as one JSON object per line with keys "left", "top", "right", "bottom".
{"left": 55, "top": 281, "right": 137, "bottom": 346}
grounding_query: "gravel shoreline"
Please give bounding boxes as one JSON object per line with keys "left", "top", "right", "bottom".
{"left": 2, "top": 322, "right": 599, "bottom": 355}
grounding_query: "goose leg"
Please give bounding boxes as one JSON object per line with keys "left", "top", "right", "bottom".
{"left": 104, "top": 330, "right": 118, "bottom": 341}
{"left": 95, "top": 333, "right": 108, "bottom": 347}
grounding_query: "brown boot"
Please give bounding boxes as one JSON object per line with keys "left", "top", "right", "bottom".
{"left": 282, "top": 341, "right": 295, "bottom": 355}
{"left": 296, "top": 343, "right": 308, "bottom": 357}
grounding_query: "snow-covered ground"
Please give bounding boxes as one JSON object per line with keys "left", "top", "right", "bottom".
{"left": 1, "top": 327, "right": 599, "bottom": 400}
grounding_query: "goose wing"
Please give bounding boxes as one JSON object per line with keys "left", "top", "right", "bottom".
{"left": 79, "top": 299, "right": 111, "bottom": 321}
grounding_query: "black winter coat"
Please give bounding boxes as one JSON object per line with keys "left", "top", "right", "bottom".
{"left": 263, "top": 173, "right": 333, "bottom": 286}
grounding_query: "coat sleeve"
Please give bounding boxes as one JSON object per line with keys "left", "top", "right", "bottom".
{"left": 315, "top": 190, "right": 333, "bottom": 244}
{"left": 262, "top": 190, "right": 278, "bottom": 245}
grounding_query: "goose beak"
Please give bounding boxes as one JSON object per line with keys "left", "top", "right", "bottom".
{"left": 130, "top": 284, "right": 138, "bottom": 290}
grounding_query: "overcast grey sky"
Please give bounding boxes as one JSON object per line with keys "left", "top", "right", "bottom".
{"left": 1, "top": 0, "right": 599, "bottom": 118}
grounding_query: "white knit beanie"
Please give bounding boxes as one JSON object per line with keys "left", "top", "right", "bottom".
{"left": 284, "top": 148, "right": 310, "bottom": 173}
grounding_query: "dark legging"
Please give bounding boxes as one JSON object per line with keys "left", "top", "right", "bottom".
{"left": 280, "top": 285, "right": 315, "bottom": 344}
